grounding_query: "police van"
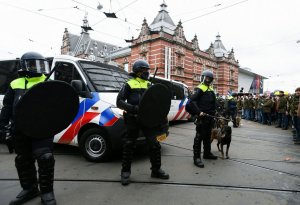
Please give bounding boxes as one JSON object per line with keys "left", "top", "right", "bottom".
{"left": 0, "top": 55, "right": 189, "bottom": 162}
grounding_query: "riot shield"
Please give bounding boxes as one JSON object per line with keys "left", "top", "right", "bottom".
{"left": 138, "top": 83, "right": 171, "bottom": 128}
{"left": 15, "top": 80, "right": 79, "bottom": 139}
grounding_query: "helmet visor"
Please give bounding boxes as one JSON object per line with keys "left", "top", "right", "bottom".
{"left": 24, "top": 59, "right": 50, "bottom": 74}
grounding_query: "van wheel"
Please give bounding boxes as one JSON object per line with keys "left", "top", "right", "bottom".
{"left": 79, "top": 128, "right": 112, "bottom": 162}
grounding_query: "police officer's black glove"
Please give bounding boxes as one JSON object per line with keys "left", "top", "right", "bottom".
{"left": 128, "top": 105, "right": 139, "bottom": 114}
{"left": 132, "top": 105, "right": 139, "bottom": 114}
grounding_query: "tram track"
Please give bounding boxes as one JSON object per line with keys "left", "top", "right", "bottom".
{"left": 169, "top": 129, "right": 297, "bottom": 146}
{"left": 162, "top": 142, "right": 300, "bottom": 178}
{"left": 0, "top": 178, "right": 299, "bottom": 194}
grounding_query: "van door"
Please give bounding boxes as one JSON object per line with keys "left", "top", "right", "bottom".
{"left": 170, "top": 82, "right": 189, "bottom": 121}
{"left": 50, "top": 61, "right": 91, "bottom": 145}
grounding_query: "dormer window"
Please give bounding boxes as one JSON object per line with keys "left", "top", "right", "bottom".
{"left": 104, "top": 45, "right": 107, "bottom": 51}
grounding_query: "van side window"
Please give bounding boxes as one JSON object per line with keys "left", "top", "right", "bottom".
{"left": 54, "top": 62, "right": 82, "bottom": 84}
{"left": 172, "top": 82, "right": 184, "bottom": 100}
{"left": 150, "top": 77, "right": 176, "bottom": 99}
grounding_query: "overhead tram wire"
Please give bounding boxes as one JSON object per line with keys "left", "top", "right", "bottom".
{"left": 0, "top": 2, "right": 81, "bottom": 28}
{"left": 182, "top": 0, "right": 249, "bottom": 24}
{"left": 92, "top": 0, "right": 139, "bottom": 26}
{"left": 0, "top": 2, "right": 126, "bottom": 43}
{"left": 71, "top": 0, "right": 101, "bottom": 12}
{"left": 130, "top": 0, "right": 251, "bottom": 42}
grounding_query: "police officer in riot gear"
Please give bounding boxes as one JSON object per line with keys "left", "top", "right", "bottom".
{"left": 0, "top": 52, "right": 56, "bottom": 205}
{"left": 188, "top": 70, "right": 218, "bottom": 168}
{"left": 116, "top": 59, "right": 169, "bottom": 185}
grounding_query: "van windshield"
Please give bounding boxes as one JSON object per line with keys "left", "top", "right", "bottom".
{"left": 79, "top": 61, "right": 129, "bottom": 92}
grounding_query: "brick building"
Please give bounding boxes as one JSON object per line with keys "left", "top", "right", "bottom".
{"left": 111, "top": 2, "right": 239, "bottom": 95}
{"left": 61, "top": 2, "right": 240, "bottom": 95}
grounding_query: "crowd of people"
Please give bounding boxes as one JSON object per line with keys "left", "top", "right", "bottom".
{"left": 216, "top": 87, "right": 300, "bottom": 144}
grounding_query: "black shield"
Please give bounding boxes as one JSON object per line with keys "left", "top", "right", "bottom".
{"left": 15, "top": 80, "right": 79, "bottom": 139}
{"left": 138, "top": 83, "right": 171, "bottom": 128}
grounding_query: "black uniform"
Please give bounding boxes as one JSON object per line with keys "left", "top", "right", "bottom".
{"left": 0, "top": 74, "right": 56, "bottom": 205}
{"left": 117, "top": 75, "right": 169, "bottom": 185}
{"left": 188, "top": 83, "right": 217, "bottom": 165}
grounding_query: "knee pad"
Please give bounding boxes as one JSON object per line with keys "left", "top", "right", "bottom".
{"left": 37, "top": 153, "right": 55, "bottom": 168}
{"left": 123, "top": 139, "right": 135, "bottom": 148}
{"left": 15, "top": 154, "right": 35, "bottom": 167}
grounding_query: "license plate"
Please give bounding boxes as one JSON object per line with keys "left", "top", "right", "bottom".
{"left": 156, "top": 133, "right": 167, "bottom": 142}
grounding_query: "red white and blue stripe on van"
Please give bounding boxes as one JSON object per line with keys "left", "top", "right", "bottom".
{"left": 170, "top": 97, "right": 190, "bottom": 121}
{"left": 54, "top": 93, "right": 190, "bottom": 145}
{"left": 55, "top": 92, "right": 118, "bottom": 145}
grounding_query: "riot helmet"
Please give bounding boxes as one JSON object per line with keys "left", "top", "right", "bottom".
{"left": 200, "top": 70, "right": 214, "bottom": 85}
{"left": 20, "top": 52, "right": 50, "bottom": 75}
{"left": 132, "top": 59, "right": 150, "bottom": 80}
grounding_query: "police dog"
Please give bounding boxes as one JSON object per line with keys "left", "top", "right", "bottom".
{"left": 211, "top": 124, "right": 232, "bottom": 159}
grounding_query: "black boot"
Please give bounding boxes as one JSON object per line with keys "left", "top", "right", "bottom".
{"left": 151, "top": 169, "right": 169, "bottom": 179}
{"left": 10, "top": 155, "right": 39, "bottom": 205}
{"left": 203, "top": 153, "right": 218, "bottom": 160}
{"left": 121, "top": 171, "right": 131, "bottom": 186}
{"left": 193, "top": 157, "right": 204, "bottom": 168}
{"left": 41, "top": 192, "right": 56, "bottom": 205}
{"left": 149, "top": 140, "right": 167, "bottom": 178}
{"left": 121, "top": 138, "right": 134, "bottom": 186}
{"left": 9, "top": 186, "right": 40, "bottom": 205}
{"left": 193, "top": 133, "right": 204, "bottom": 167}
{"left": 37, "top": 153, "right": 56, "bottom": 205}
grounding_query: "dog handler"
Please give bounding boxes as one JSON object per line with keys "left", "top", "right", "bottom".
{"left": 187, "top": 70, "right": 218, "bottom": 168}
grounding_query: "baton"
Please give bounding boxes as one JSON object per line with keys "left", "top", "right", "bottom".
{"left": 45, "top": 62, "right": 62, "bottom": 81}
{"left": 3, "top": 124, "right": 14, "bottom": 153}
{"left": 150, "top": 67, "right": 158, "bottom": 85}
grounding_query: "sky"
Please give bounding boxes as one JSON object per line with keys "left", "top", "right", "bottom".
{"left": 0, "top": 0, "right": 299, "bottom": 93}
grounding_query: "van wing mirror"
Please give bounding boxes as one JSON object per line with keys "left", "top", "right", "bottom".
{"left": 71, "top": 80, "right": 93, "bottom": 99}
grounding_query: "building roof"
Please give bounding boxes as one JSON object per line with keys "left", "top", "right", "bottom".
{"left": 109, "top": 46, "right": 131, "bottom": 59}
{"left": 212, "top": 34, "right": 228, "bottom": 58}
{"left": 239, "top": 67, "right": 268, "bottom": 79}
{"left": 149, "top": 1, "right": 176, "bottom": 35}
{"left": 66, "top": 30, "right": 121, "bottom": 62}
